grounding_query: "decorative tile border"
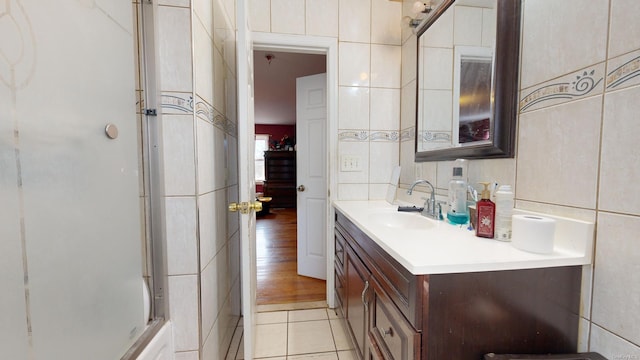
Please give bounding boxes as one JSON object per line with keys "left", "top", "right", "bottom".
{"left": 417, "top": 130, "right": 451, "bottom": 143}
{"left": 338, "top": 130, "right": 369, "bottom": 141}
{"left": 370, "top": 131, "right": 400, "bottom": 142}
{"left": 338, "top": 130, "right": 402, "bottom": 142}
{"left": 194, "top": 95, "right": 237, "bottom": 137}
{"left": 606, "top": 49, "right": 640, "bottom": 90}
{"left": 161, "top": 92, "right": 193, "bottom": 114}
{"left": 400, "top": 127, "right": 415, "bottom": 142}
{"left": 519, "top": 63, "right": 605, "bottom": 113}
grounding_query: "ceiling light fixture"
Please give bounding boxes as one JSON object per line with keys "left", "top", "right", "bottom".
{"left": 265, "top": 53, "right": 275, "bottom": 65}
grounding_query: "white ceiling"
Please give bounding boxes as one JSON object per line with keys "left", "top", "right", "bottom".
{"left": 253, "top": 50, "right": 326, "bottom": 125}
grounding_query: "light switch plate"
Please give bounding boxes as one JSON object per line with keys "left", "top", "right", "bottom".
{"left": 341, "top": 155, "right": 362, "bottom": 172}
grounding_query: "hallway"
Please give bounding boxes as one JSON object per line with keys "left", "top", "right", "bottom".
{"left": 256, "top": 208, "right": 326, "bottom": 305}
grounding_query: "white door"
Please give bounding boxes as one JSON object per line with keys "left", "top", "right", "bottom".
{"left": 296, "top": 73, "right": 327, "bottom": 280}
{"left": 237, "top": 0, "right": 258, "bottom": 358}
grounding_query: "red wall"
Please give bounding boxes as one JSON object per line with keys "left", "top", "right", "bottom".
{"left": 255, "top": 124, "right": 296, "bottom": 148}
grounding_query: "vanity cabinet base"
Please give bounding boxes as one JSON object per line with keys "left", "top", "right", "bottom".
{"left": 334, "top": 210, "right": 581, "bottom": 360}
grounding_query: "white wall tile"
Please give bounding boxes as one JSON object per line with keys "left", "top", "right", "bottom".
{"left": 368, "top": 184, "right": 388, "bottom": 200}
{"left": 213, "top": 126, "right": 227, "bottom": 190}
{"left": 577, "top": 318, "right": 590, "bottom": 352}
{"left": 162, "top": 115, "right": 196, "bottom": 196}
{"left": 158, "top": 0, "right": 190, "bottom": 6}
{"left": 194, "top": 0, "right": 213, "bottom": 38}
{"left": 165, "top": 197, "right": 198, "bottom": 275}
{"left": 339, "top": 0, "right": 371, "bottom": 42}
{"left": 421, "top": 90, "right": 452, "bottom": 131}
{"left": 401, "top": 36, "right": 417, "bottom": 87}
{"left": 520, "top": 0, "right": 609, "bottom": 88}
{"left": 175, "top": 351, "right": 199, "bottom": 360}
{"left": 421, "top": 6, "right": 453, "bottom": 48}
{"left": 213, "top": 48, "right": 226, "bottom": 114}
{"left": 201, "top": 255, "right": 219, "bottom": 344}
{"left": 590, "top": 324, "right": 640, "bottom": 359}
{"left": 466, "top": 158, "right": 516, "bottom": 194}
{"left": 371, "top": 0, "right": 401, "bottom": 45}
{"left": 339, "top": 42, "right": 370, "bottom": 87}
{"left": 197, "top": 119, "right": 215, "bottom": 194}
{"left": 400, "top": 81, "right": 416, "bottom": 130}
{"left": 339, "top": 86, "right": 370, "bottom": 130}
{"left": 592, "top": 212, "right": 640, "bottom": 346}
{"left": 599, "top": 86, "right": 640, "bottom": 215}
{"left": 306, "top": 0, "right": 339, "bottom": 37}
{"left": 250, "top": 0, "right": 271, "bottom": 32}
{"left": 421, "top": 47, "right": 453, "bottom": 90}
{"left": 158, "top": 6, "right": 193, "bottom": 92}
{"left": 198, "top": 191, "right": 216, "bottom": 270}
{"left": 271, "top": 0, "right": 305, "bottom": 35}
{"left": 195, "top": 22, "right": 214, "bottom": 106}
{"left": 370, "top": 88, "right": 400, "bottom": 131}
{"left": 453, "top": 5, "right": 483, "bottom": 47}
{"left": 516, "top": 97, "right": 601, "bottom": 208}
{"left": 481, "top": 7, "right": 496, "bottom": 48}
{"left": 337, "top": 183, "right": 369, "bottom": 200}
{"left": 608, "top": 0, "right": 640, "bottom": 58}
{"left": 369, "top": 141, "right": 399, "bottom": 184}
{"left": 169, "top": 275, "right": 199, "bottom": 351}
{"left": 371, "top": 44, "right": 401, "bottom": 88}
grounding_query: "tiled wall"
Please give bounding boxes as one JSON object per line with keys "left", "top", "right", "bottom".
{"left": 153, "top": 0, "right": 241, "bottom": 359}
{"left": 250, "top": 0, "right": 403, "bottom": 201}
{"left": 402, "top": 0, "right": 640, "bottom": 357}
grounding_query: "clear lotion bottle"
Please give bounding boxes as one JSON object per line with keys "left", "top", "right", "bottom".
{"left": 476, "top": 182, "right": 495, "bottom": 238}
{"left": 447, "top": 159, "right": 469, "bottom": 224}
{"left": 494, "top": 185, "right": 514, "bottom": 241}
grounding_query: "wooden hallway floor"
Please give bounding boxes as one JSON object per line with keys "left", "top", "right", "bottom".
{"left": 256, "top": 207, "right": 326, "bottom": 305}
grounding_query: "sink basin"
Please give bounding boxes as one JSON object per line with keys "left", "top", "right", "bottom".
{"left": 368, "top": 211, "right": 435, "bottom": 230}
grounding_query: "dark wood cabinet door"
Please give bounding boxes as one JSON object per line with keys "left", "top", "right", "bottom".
{"left": 346, "top": 245, "right": 371, "bottom": 359}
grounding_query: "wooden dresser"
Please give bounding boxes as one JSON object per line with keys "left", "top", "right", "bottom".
{"left": 263, "top": 151, "right": 296, "bottom": 208}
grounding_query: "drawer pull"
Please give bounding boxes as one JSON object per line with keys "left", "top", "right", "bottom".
{"left": 362, "top": 280, "right": 370, "bottom": 312}
{"left": 378, "top": 327, "right": 393, "bottom": 338}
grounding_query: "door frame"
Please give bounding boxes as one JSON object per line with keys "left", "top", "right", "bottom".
{"left": 252, "top": 32, "right": 338, "bottom": 308}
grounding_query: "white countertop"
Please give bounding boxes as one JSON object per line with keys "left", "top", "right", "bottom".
{"left": 333, "top": 200, "right": 594, "bottom": 275}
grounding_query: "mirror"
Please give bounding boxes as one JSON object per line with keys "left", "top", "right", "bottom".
{"left": 415, "top": 0, "right": 521, "bottom": 162}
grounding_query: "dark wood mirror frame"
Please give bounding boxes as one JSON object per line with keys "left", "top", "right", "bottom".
{"left": 414, "top": 0, "right": 521, "bottom": 162}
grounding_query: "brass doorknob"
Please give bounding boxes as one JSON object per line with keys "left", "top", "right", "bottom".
{"left": 228, "top": 201, "right": 263, "bottom": 214}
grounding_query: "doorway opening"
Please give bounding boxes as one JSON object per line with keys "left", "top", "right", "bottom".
{"left": 253, "top": 50, "right": 327, "bottom": 306}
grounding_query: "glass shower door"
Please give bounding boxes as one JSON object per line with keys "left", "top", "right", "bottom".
{"left": 0, "top": 1, "right": 144, "bottom": 359}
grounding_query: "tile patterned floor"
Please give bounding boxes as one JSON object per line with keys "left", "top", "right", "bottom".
{"left": 226, "top": 304, "right": 357, "bottom": 360}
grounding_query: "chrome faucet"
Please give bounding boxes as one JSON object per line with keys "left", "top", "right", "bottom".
{"left": 407, "top": 179, "right": 441, "bottom": 220}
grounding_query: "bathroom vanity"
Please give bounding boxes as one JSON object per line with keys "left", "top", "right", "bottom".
{"left": 333, "top": 201, "right": 594, "bottom": 360}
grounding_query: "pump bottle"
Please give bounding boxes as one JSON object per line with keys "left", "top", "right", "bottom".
{"left": 447, "top": 159, "right": 469, "bottom": 224}
{"left": 476, "top": 182, "right": 495, "bottom": 238}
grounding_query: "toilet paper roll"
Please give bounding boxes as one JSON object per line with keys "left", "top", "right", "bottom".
{"left": 511, "top": 214, "right": 556, "bottom": 254}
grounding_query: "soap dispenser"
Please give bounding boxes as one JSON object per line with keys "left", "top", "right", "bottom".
{"left": 447, "top": 159, "right": 469, "bottom": 225}
{"left": 476, "top": 182, "right": 495, "bottom": 238}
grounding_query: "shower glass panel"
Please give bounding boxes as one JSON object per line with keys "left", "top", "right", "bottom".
{"left": 0, "top": 1, "right": 145, "bottom": 359}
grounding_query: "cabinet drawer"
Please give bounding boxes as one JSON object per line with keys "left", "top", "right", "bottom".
{"left": 372, "top": 280, "right": 420, "bottom": 360}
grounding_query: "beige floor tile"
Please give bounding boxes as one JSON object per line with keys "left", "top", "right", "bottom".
{"left": 337, "top": 350, "right": 357, "bottom": 360}
{"left": 327, "top": 308, "right": 341, "bottom": 320}
{"left": 288, "top": 352, "right": 339, "bottom": 359}
{"left": 255, "top": 323, "right": 288, "bottom": 358}
{"left": 329, "top": 319, "right": 353, "bottom": 351}
{"left": 257, "top": 310, "right": 288, "bottom": 324}
{"left": 289, "top": 308, "right": 329, "bottom": 322}
{"left": 288, "top": 320, "right": 336, "bottom": 355}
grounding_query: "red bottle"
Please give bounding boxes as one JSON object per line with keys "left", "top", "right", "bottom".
{"left": 476, "top": 182, "right": 495, "bottom": 238}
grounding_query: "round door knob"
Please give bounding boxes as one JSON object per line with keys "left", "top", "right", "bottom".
{"left": 297, "top": 185, "right": 305, "bottom": 192}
